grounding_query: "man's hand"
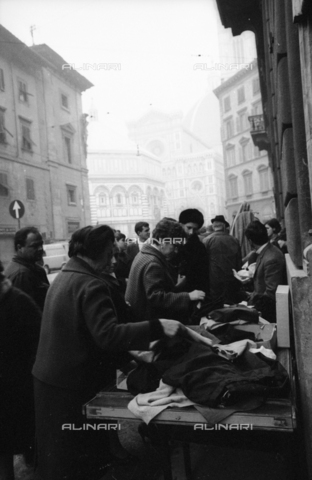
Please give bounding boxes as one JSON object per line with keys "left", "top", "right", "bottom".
{"left": 159, "top": 319, "right": 187, "bottom": 338}
{"left": 189, "top": 290, "right": 205, "bottom": 301}
{"left": 232, "top": 269, "right": 251, "bottom": 284}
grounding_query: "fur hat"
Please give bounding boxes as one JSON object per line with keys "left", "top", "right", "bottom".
{"left": 179, "top": 209, "right": 204, "bottom": 229}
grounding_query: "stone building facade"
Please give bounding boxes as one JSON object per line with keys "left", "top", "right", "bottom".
{"left": 87, "top": 148, "right": 165, "bottom": 237}
{"left": 213, "top": 60, "right": 275, "bottom": 222}
{"left": 0, "top": 26, "right": 92, "bottom": 265}
{"left": 214, "top": 1, "right": 312, "bottom": 475}
{"left": 127, "top": 107, "right": 226, "bottom": 224}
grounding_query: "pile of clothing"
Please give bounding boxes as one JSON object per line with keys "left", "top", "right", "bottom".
{"left": 126, "top": 307, "right": 289, "bottom": 423}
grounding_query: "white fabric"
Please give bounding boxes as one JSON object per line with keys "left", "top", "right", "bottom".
{"left": 128, "top": 380, "right": 194, "bottom": 424}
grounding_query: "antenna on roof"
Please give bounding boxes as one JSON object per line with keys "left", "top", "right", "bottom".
{"left": 30, "top": 25, "right": 36, "bottom": 46}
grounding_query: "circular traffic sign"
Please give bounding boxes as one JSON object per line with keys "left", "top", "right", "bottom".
{"left": 9, "top": 199, "right": 25, "bottom": 219}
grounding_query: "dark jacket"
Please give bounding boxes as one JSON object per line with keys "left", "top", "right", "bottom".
{"left": 178, "top": 234, "right": 210, "bottom": 294}
{"left": 126, "top": 241, "right": 140, "bottom": 269}
{"left": 125, "top": 244, "right": 190, "bottom": 322}
{"left": 0, "top": 279, "right": 41, "bottom": 452}
{"left": 204, "top": 231, "right": 242, "bottom": 303}
{"left": 32, "top": 256, "right": 162, "bottom": 391}
{"left": 250, "top": 242, "right": 286, "bottom": 301}
{"left": 5, "top": 256, "right": 49, "bottom": 311}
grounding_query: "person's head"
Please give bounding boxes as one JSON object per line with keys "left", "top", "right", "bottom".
{"left": 211, "top": 215, "right": 229, "bottom": 232}
{"left": 68, "top": 225, "right": 116, "bottom": 274}
{"left": 115, "top": 232, "right": 127, "bottom": 252}
{"left": 245, "top": 220, "right": 268, "bottom": 248}
{"left": 179, "top": 209, "right": 204, "bottom": 236}
{"left": 134, "top": 222, "right": 150, "bottom": 242}
{"left": 103, "top": 243, "right": 118, "bottom": 275}
{"left": 206, "top": 224, "right": 214, "bottom": 235}
{"left": 14, "top": 227, "right": 44, "bottom": 264}
{"left": 264, "top": 218, "right": 281, "bottom": 240}
{"left": 152, "top": 219, "right": 186, "bottom": 260}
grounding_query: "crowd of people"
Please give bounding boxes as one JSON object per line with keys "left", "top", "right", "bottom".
{"left": 0, "top": 210, "right": 288, "bottom": 480}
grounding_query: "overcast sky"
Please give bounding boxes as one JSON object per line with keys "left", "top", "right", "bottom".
{"left": 0, "top": 0, "right": 224, "bottom": 143}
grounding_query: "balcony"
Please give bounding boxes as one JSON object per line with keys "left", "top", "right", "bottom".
{"left": 248, "top": 114, "right": 269, "bottom": 151}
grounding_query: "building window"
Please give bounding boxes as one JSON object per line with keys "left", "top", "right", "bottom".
{"left": 252, "top": 77, "right": 260, "bottom": 95}
{"left": 67, "top": 185, "right": 77, "bottom": 205}
{"left": 229, "top": 176, "right": 238, "bottom": 198}
{"left": 20, "top": 120, "right": 34, "bottom": 151}
{"left": 0, "top": 172, "right": 9, "bottom": 196}
{"left": 237, "top": 86, "right": 245, "bottom": 104}
{"left": 115, "top": 193, "right": 123, "bottom": 205}
{"left": 226, "top": 146, "right": 236, "bottom": 167}
{"left": 225, "top": 119, "right": 233, "bottom": 139}
{"left": 64, "top": 136, "right": 72, "bottom": 163}
{"left": 99, "top": 194, "right": 107, "bottom": 205}
{"left": 0, "top": 109, "right": 6, "bottom": 144}
{"left": 61, "top": 94, "right": 69, "bottom": 109}
{"left": 67, "top": 221, "right": 80, "bottom": 234}
{"left": 241, "top": 141, "right": 251, "bottom": 162}
{"left": 259, "top": 166, "right": 269, "bottom": 192}
{"left": 18, "top": 80, "right": 29, "bottom": 103}
{"left": 131, "top": 193, "right": 139, "bottom": 204}
{"left": 224, "top": 96, "right": 231, "bottom": 112}
{"left": 238, "top": 111, "right": 247, "bottom": 132}
{"left": 26, "top": 178, "right": 35, "bottom": 200}
{"left": 243, "top": 171, "right": 253, "bottom": 195}
{"left": 0, "top": 69, "right": 5, "bottom": 91}
{"left": 251, "top": 101, "right": 262, "bottom": 115}
{"left": 254, "top": 145, "right": 260, "bottom": 158}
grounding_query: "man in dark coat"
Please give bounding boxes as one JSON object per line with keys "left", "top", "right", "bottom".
{"left": 0, "top": 261, "right": 41, "bottom": 480}
{"left": 245, "top": 220, "right": 286, "bottom": 322}
{"left": 32, "top": 225, "right": 185, "bottom": 480}
{"left": 178, "top": 209, "right": 210, "bottom": 294}
{"left": 125, "top": 219, "right": 205, "bottom": 323}
{"left": 5, "top": 226, "right": 49, "bottom": 311}
{"left": 204, "top": 215, "right": 242, "bottom": 304}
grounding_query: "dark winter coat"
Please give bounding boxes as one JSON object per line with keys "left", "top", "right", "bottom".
{"left": 0, "top": 279, "right": 41, "bottom": 453}
{"left": 125, "top": 244, "right": 190, "bottom": 323}
{"left": 5, "top": 256, "right": 49, "bottom": 311}
{"left": 32, "top": 256, "right": 162, "bottom": 392}
{"left": 203, "top": 231, "right": 242, "bottom": 304}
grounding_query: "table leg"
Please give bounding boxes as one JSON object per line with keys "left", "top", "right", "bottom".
{"left": 147, "top": 424, "right": 173, "bottom": 480}
{"left": 182, "top": 442, "right": 192, "bottom": 480}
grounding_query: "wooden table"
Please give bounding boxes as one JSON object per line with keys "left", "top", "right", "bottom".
{"left": 83, "top": 348, "right": 297, "bottom": 479}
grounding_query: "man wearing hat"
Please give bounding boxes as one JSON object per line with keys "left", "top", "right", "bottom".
{"left": 203, "top": 214, "right": 242, "bottom": 304}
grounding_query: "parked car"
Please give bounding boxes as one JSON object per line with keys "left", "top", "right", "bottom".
{"left": 42, "top": 242, "right": 69, "bottom": 274}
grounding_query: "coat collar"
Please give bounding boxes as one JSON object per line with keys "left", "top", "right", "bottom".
{"left": 62, "top": 256, "right": 101, "bottom": 279}
{"left": 140, "top": 243, "right": 168, "bottom": 267}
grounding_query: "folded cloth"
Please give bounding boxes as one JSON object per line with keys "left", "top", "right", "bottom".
{"left": 208, "top": 305, "right": 259, "bottom": 324}
{"left": 128, "top": 380, "right": 194, "bottom": 424}
{"left": 128, "top": 380, "right": 263, "bottom": 426}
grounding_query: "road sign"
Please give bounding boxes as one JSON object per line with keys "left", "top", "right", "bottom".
{"left": 9, "top": 200, "right": 25, "bottom": 219}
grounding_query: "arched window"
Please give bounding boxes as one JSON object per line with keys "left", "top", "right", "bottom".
{"left": 115, "top": 193, "right": 124, "bottom": 205}
{"left": 131, "top": 192, "right": 139, "bottom": 204}
{"left": 99, "top": 193, "right": 107, "bottom": 206}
